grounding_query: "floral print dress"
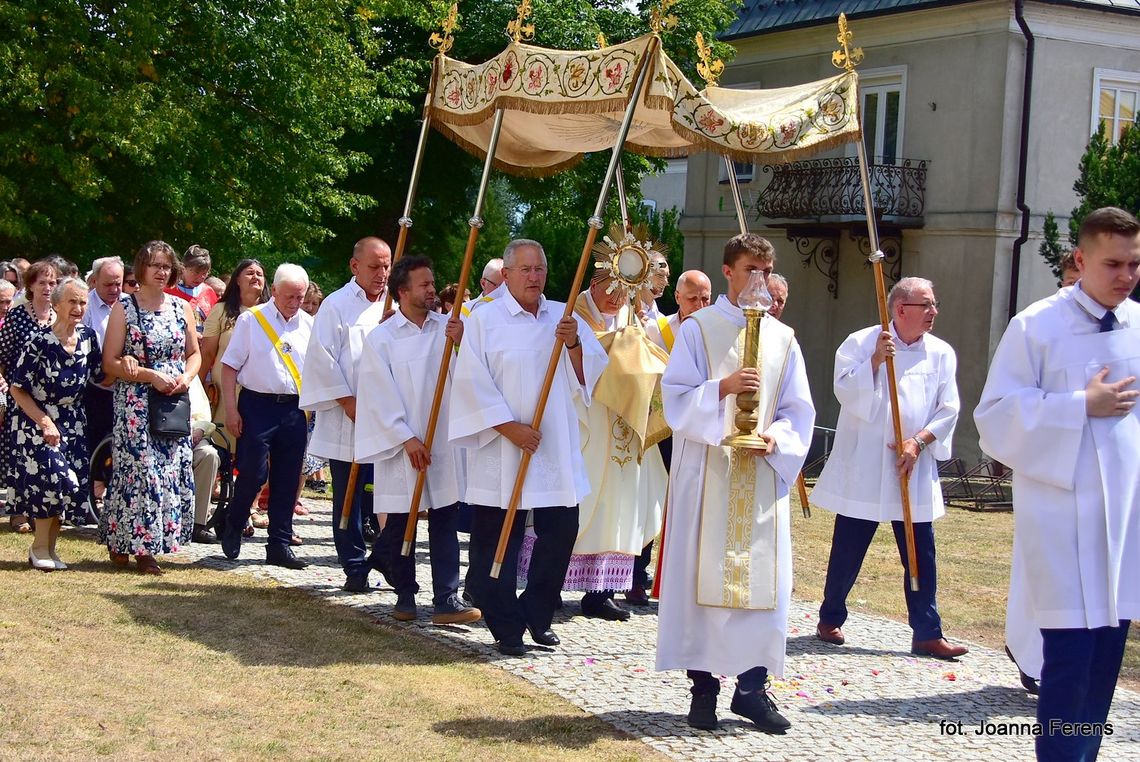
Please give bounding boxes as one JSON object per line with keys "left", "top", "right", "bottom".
{"left": 7, "top": 327, "right": 102, "bottom": 520}
{"left": 0, "top": 302, "right": 53, "bottom": 515}
{"left": 100, "top": 295, "right": 195, "bottom": 555}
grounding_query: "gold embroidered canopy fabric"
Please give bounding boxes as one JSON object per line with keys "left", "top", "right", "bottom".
{"left": 429, "top": 33, "right": 861, "bottom": 176}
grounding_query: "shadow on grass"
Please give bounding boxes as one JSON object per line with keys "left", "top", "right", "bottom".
{"left": 103, "top": 580, "right": 469, "bottom": 669}
{"left": 432, "top": 713, "right": 631, "bottom": 749}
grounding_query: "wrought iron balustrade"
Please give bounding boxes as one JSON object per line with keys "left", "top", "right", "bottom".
{"left": 757, "top": 157, "right": 928, "bottom": 221}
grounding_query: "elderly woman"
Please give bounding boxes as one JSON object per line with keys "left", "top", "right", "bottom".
{"left": 8, "top": 278, "right": 102, "bottom": 570}
{"left": 0, "top": 260, "right": 60, "bottom": 533}
{"left": 101, "top": 241, "right": 200, "bottom": 574}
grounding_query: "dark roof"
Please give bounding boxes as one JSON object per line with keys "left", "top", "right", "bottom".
{"left": 724, "top": 0, "right": 1140, "bottom": 39}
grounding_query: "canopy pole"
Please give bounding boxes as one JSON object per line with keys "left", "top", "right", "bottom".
{"left": 855, "top": 137, "right": 918, "bottom": 591}
{"left": 491, "top": 36, "right": 661, "bottom": 578}
{"left": 340, "top": 61, "right": 438, "bottom": 532}
{"left": 401, "top": 109, "right": 506, "bottom": 555}
{"left": 614, "top": 155, "right": 633, "bottom": 234}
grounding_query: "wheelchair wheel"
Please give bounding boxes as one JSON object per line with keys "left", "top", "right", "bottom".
{"left": 87, "top": 434, "right": 114, "bottom": 523}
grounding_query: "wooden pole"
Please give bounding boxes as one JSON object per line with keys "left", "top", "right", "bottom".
{"left": 401, "top": 109, "right": 506, "bottom": 555}
{"left": 854, "top": 138, "right": 919, "bottom": 591}
{"left": 339, "top": 62, "right": 437, "bottom": 532}
{"left": 490, "top": 37, "right": 661, "bottom": 578}
{"left": 796, "top": 473, "right": 811, "bottom": 519}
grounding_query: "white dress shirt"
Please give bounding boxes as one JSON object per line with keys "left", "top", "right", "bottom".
{"left": 221, "top": 299, "right": 312, "bottom": 395}
{"left": 82, "top": 289, "right": 120, "bottom": 348}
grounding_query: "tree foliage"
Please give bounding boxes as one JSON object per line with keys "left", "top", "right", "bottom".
{"left": 0, "top": 0, "right": 741, "bottom": 295}
{"left": 1037, "top": 210, "right": 1067, "bottom": 281}
{"left": 1068, "top": 123, "right": 1140, "bottom": 245}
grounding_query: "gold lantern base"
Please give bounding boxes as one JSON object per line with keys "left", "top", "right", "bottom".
{"left": 721, "top": 431, "right": 769, "bottom": 451}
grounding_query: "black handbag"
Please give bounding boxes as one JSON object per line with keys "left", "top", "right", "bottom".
{"left": 131, "top": 295, "right": 191, "bottom": 439}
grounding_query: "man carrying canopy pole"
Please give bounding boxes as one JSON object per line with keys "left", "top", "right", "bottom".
{"left": 450, "top": 240, "right": 606, "bottom": 655}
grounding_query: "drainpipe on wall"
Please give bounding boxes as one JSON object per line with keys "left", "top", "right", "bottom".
{"left": 1009, "top": 0, "right": 1035, "bottom": 321}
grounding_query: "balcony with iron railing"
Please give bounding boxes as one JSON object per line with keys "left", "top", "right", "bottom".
{"left": 756, "top": 156, "right": 929, "bottom": 224}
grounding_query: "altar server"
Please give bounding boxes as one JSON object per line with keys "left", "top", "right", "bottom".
{"left": 975, "top": 207, "right": 1140, "bottom": 761}
{"left": 656, "top": 233, "right": 814, "bottom": 733}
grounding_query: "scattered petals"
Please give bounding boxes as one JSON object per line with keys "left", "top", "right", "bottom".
{"left": 871, "top": 669, "right": 880, "bottom": 676}
{"left": 943, "top": 672, "right": 957, "bottom": 681}
{"left": 583, "top": 658, "right": 597, "bottom": 665}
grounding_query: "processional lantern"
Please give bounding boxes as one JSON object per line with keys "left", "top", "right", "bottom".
{"left": 722, "top": 271, "right": 774, "bottom": 450}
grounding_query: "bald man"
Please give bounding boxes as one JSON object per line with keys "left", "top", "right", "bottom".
{"left": 300, "top": 236, "right": 392, "bottom": 592}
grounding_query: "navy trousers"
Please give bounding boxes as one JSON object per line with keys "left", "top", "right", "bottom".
{"left": 374, "top": 502, "right": 462, "bottom": 607}
{"left": 224, "top": 391, "right": 307, "bottom": 549}
{"left": 688, "top": 667, "right": 767, "bottom": 695}
{"left": 468, "top": 504, "right": 578, "bottom": 645}
{"left": 329, "top": 459, "right": 373, "bottom": 578}
{"left": 819, "top": 514, "right": 942, "bottom": 641}
{"left": 1036, "top": 620, "right": 1131, "bottom": 762}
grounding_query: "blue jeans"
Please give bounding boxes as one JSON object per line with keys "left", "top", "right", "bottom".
{"left": 329, "top": 459, "right": 373, "bottom": 578}
{"left": 375, "top": 502, "right": 462, "bottom": 606}
{"left": 1037, "top": 621, "right": 1130, "bottom": 762}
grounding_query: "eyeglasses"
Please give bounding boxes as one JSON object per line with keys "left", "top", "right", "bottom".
{"left": 125, "top": 280, "right": 139, "bottom": 287}
{"left": 507, "top": 266, "right": 547, "bottom": 276}
{"left": 150, "top": 263, "right": 173, "bottom": 273}
{"left": 901, "top": 301, "right": 940, "bottom": 311}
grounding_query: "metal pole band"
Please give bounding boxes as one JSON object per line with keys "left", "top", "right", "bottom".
{"left": 398, "top": 216, "right": 413, "bottom": 228}
{"left": 469, "top": 216, "right": 485, "bottom": 229}
{"left": 867, "top": 249, "right": 884, "bottom": 263}
{"left": 588, "top": 215, "right": 605, "bottom": 229}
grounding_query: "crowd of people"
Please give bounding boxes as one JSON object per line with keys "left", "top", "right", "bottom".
{"left": 2, "top": 205, "right": 1137, "bottom": 761}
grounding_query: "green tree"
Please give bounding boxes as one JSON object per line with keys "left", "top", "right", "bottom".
{"left": 1068, "top": 123, "right": 1140, "bottom": 245}
{"left": 1038, "top": 210, "right": 1067, "bottom": 280}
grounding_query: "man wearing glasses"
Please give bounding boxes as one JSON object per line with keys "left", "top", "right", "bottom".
{"left": 811, "top": 277, "right": 968, "bottom": 660}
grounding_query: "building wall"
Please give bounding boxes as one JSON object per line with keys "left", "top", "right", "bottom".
{"left": 678, "top": 1, "right": 1140, "bottom": 463}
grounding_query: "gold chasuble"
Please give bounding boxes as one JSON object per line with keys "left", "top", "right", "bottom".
{"left": 690, "top": 308, "right": 794, "bottom": 610}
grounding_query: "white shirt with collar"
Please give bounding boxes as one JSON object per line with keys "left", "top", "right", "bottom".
{"left": 221, "top": 299, "right": 312, "bottom": 395}
{"left": 449, "top": 288, "right": 607, "bottom": 510}
{"left": 811, "top": 319, "right": 960, "bottom": 523}
{"left": 299, "top": 277, "right": 387, "bottom": 462}
{"left": 1069, "top": 281, "right": 1131, "bottom": 330}
{"left": 82, "top": 288, "right": 121, "bottom": 348}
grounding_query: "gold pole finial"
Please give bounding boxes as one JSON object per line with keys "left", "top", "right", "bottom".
{"left": 695, "top": 32, "right": 724, "bottom": 87}
{"left": 649, "top": 0, "right": 680, "bottom": 34}
{"left": 507, "top": 0, "right": 535, "bottom": 43}
{"left": 428, "top": 3, "right": 459, "bottom": 55}
{"left": 597, "top": 31, "right": 608, "bottom": 49}
{"left": 831, "top": 12, "right": 864, "bottom": 71}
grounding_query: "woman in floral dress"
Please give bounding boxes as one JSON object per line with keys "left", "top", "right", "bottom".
{"left": 8, "top": 278, "right": 101, "bottom": 570}
{"left": 0, "top": 260, "right": 60, "bottom": 533}
{"left": 100, "top": 241, "right": 201, "bottom": 574}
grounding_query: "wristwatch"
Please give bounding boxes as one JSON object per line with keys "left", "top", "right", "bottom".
{"left": 913, "top": 436, "right": 927, "bottom": 452}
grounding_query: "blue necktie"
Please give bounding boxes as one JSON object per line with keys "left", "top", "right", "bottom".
{"left": 1099, "top": 310, "right": 1119, "bottom": 333}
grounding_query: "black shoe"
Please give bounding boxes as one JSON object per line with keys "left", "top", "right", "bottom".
{"left": 432, "top": 594, "right": 481, "bottom": 625}
{"left": 343, "top": 574, "right": 370, "bottom": 593}
{"left": 266, "top": 545, "right": 308, "bottom": 570}
{"left": 206, "top": 505, "right": 229, "bottom": 534}
{"left": 368, "top": 550, "right": 393, "bottom": 587}
{"left": 362, "top": 521, "right": 378, "bottom": 545}
{"left": 582, "top": 597, "right": 631, "bottom": 622}
{"left": 461, "top": 588, "right": 477, "bottom": 607}
{"left": 220, "top": 524, "right": 242, "bottom": 560}
{"left": 687, "top": 692, "right": 719, "bottom": 730}
{"left": 730, "top": 687, "right": 790, "bottom": 734}
{"left": 496, "top": 641, "right": 527, "bottom": 657}
{"left": 1004, "top": 646, "right": 1040, "bottom": 695}
{"left": 529, "top": 628, "right": 560, "bottom": 647}
{"left": 625, "top": 585, "right": 650, "bottom": 606}
{"left": 192, "top": 524, "right": 218, "bottom": 544}
{"left": 392, "top": 592, "right": 417, "bottom": 621}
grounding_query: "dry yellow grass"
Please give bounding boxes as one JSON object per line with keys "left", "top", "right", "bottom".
{"left": 0, "top": 528, "right": 662, "bottom": 762}
{"left": 790, "top": 497, "right": 1140, "bottom": 687}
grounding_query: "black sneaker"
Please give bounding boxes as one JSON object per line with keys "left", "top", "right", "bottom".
{"left": 432, "top": 594, "right": 481, "bottom": 625}
{"left": 342, "top": 574, "right": 370, "bottom": 593}
{"left": 687, "top": 692, "right": 718, "bottom": 730}
{"left": 730, "top": 687, "right": 790, "bottom": 734}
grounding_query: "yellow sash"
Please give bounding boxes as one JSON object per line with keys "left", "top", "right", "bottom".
{"left": 252, "top": 306, "right": 302, "bottom": 394}
{"left": 690, "top": 308, "right": 794, "bottom": 610}
{"left": 657, "top": 315, "right": 675, "bottom": 353}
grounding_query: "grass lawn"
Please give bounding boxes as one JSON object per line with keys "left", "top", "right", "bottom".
{"left": 0, "top": 528, "right": 661, "bottom": 761}
{"left": 790, "top": 497, "right": 1140, "bottom": 687}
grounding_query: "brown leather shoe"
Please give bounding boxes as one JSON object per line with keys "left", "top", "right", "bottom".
{"left": 911, "top": 637, "right": 968, "bottom": 659}
{"left": 816, "top": 622, "right": 845, "bottom": 645}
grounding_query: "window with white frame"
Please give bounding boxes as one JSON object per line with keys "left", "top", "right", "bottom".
{"left": 1093, "top": 69, "right": 1140, "bottom": 144}
{"left": 853, "top": 66, "right": 906, "bottom": 165}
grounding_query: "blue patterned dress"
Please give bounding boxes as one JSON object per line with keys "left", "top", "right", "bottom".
{"left": 8, "top": 327, "right": 102, "bottom": 520}
{"left": 100, "top": 296, "right": 195, "bottom": 555}
{"left": 0, "top": 302, "right": 54, "bottom": 515}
